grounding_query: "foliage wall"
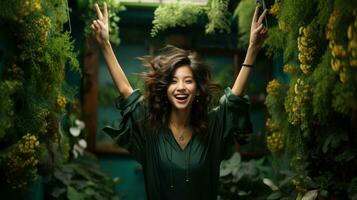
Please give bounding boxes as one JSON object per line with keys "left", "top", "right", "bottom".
{"left": 264, "top": 0, "right": 357, "bottom": 199}
{"left": 0, "top": 0, "right": 119, "bottom": 199}
{"left": 151, "top": 0, "right": 231, "bottom": 37}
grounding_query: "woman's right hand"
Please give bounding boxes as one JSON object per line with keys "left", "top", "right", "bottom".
{"left": 91, "top": 3, "right": 109, "bottom": 45}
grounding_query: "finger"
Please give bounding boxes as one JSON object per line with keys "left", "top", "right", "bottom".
{"left": 103, "top": 2, "right": 108, "bottom": 20}
{"left": 260, "top": 27, "right": 268, "bottom": 35}
{"left": 95, "top": 3, "right": 103, "bottom": 20}
{"left": 96, "top": 20, "right": 106, "bottom": 29}
{"left": 257, "top": 9, "right": 268, "bottom": 24}
{"left": 93, "top": 20, "right": 101, "bottom": 30}
{"left": 255, "top": 24, "right": 264, "bottom": 33}
{"left": 253, "top": 6, "right": 260, "bottom": 22}
{"left": 91, "top": 24, "right": 98, "bottom": 32}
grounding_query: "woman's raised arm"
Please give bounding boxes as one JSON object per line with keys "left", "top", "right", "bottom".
{"left": 91, "top": 3, "right": 133, "bottom": 98}
{"left": 232, "top": 6, "right": 268, "bottom": 96}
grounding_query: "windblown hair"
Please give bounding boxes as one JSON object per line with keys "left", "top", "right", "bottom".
{"left": 140, "top": 45, "right": 220, "bottom": 136}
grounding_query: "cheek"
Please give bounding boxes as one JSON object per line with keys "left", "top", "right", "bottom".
{"left": 167, "top": 85, "right": 174, "bottom": 99}
{"left": 167, "top": 85, "right": 173, "bottom": 94}
{"left": 189, "top": 83, "right": 198, "bottom": 95}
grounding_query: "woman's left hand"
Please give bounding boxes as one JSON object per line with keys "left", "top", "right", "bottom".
{"left": 249, "top": 6, "right": 268, "bottom": 50}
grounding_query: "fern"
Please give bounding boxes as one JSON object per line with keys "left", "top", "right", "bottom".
{"left": 151, "top": 3, "right": 205, "bottom": 37}
{"left": 233, "top": 0, "right": 256, "bottom": 48}
{"left": 205, "top": 0, "right": 231, "bottom": 34}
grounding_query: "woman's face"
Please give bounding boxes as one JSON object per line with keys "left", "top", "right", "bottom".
{"left": 167, "top": 65, "right": 198, "bottom": 111}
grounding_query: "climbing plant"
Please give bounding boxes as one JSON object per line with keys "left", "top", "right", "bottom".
{"left": 151, "top": 0, "right": 231, "bottom": 37}
{"left": 77, "top": 0, "right": 125, "bottom": 45}
{"left": 264, "top": 0, "right": 357, "bottom": 199}
{"left": 0, "top": 0, "right": 78, "bottom": 194}
{"left": 0, "top": 0, "right": 119, "bottom": 198}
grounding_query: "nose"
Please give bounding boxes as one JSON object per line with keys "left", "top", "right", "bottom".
{"left": 177, "top": 81, "right": 186, "bottom": 91}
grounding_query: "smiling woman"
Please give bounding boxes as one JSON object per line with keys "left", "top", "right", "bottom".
{"left": 92, "top": 2, "right": 268, "bottom": 199}
{"left": 139, "top": 46, "right": 220, "bottom": 137}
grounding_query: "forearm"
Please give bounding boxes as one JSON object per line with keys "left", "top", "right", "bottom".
{"left": 101, "top": 40, "right": 133, "bottom": 98}
{"left": 232, "top": 45, "right": 259, "bottom": 96}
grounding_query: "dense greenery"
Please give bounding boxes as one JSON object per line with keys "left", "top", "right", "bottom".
{"left": 0, "top": 0, "right": 119, "bottom": 198}
{"left": 264, "top": 0, "right": 357, "bottom": 199}
{"left": 77, "top": 0, "right": 125, "bottom": 45}
{"left": 233, "top": 0, "right": 256, "bottom": 49}
{"left": 151, "top": 0, "right": 231, "bottom": 37}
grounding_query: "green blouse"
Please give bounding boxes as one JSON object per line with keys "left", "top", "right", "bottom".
{"left": 103, "top": 88, "right": 252, "bottom": 200}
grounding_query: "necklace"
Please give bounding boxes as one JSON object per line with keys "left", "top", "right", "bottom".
{"left": 170, "top": 122, "right": 186, "bottom": 141}
{"left": 178, "top": 129, "right": 185, "bottom": 141}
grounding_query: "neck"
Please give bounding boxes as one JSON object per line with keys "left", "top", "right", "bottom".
{"left": 169, "top": 108, "right": 191, "bottom": 128}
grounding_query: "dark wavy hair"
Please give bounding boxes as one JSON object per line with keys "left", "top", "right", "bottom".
{"left": 139, "top": 45, "right": 220, "bottom": 136}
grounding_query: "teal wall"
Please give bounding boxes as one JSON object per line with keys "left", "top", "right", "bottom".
{"left": 98, "top": 155, "right": 146, "bottom": 200}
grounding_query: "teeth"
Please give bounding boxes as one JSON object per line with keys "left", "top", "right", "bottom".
{"left": 175, "top": 94, "right": 189, "bottom": 100}
{"left": 176, "top": 94, "right": 188, "bottom": 98}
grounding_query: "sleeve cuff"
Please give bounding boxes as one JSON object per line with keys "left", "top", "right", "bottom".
{"left": 223, "top": 87, "right": 250, "bottom": 106}
{"left": 115, "top": 89, "right": 142, "bottom": 110}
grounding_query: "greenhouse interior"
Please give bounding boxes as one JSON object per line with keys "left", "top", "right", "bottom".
{"left": 0, "top": 0, "right": 356, "bottom": 199}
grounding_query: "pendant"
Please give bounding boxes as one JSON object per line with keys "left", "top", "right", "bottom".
{"left": 178, "top": 135, "right": 184, "bottom": 141}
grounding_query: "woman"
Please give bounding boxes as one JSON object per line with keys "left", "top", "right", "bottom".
{"left": 92, "top": 3, "right": 268, "bottom": 200}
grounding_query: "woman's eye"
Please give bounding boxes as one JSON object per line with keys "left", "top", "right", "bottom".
{"left": 185, "top": 80, "right": 193, "bottom": 84}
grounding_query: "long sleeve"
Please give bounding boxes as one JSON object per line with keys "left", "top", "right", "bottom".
{"left": 209, "top": 87, "right": 253, "bottom": 159}
{"left": 102, "top": 89, "right": 147, "bottom": 163}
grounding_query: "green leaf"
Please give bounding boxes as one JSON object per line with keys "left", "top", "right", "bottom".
{"left": 67, "top": 186, "right": 85, "bottom": 200}
{"left": 335, "top": 150, "right": 356, "bottom": 162}
{"left": 320, "top": 190, "right": 328, "bottom": 197}
{"left": 71, "top": 180, "right": 88, "bottom": 190}
{"left": 110, "top": 196, "right": 120, "bottom": 200}
{"left": 72, "top": 164, "right": 92, "bottom": 180}
{"left": 84, "top": 187, "right": 96, "bottom": 196}
{"left": 301, "top": 190, "right": 318, "bottom": 200}
{"left": 54, "top": 169, "right": 72, "bottom": 185}
{"left": 51, "top": 187, "right": 66, "bottom": 198}
{"left": 322, "top": 134, "right": 333, "bottom": 153}
{"left": 267, "top": 191, "right": 282, "bottom": 199}
{"left": 352, "top": 194, "right": 357, "bottom": 200}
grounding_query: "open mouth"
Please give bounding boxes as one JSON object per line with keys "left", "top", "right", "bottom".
{"left": 175, "top": 94, "right": 189, "bottom": 101}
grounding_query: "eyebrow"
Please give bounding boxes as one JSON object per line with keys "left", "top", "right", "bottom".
{"left": 172, "top": 75, "right": 193, "bottom": 79}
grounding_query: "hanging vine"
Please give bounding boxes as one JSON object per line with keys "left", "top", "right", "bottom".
{"left": 264, "top": 0, "right": 357, "bottom": 199}
{"left": 151, "top": 0, "right": 231, "bottom": 37}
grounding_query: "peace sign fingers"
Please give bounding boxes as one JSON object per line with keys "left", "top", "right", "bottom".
{"left": 95, "top": 3, "right": 103, "bottom": 20}
{"left": 103, "top": 2, "right": 108, "bottom": 21}
{"left": 92, "top": 2, "right": 110, "bottom": 44}
{"left": 257, "top": 9, "right": 268, "bottom": 25}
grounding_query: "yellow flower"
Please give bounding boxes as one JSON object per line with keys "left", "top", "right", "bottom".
{"left": 326, "top": 10, "right": 339, "bottom": 41}
{"left": 339, "top": 69, "right": 348, "bottom": 83}
{"left": 5, "top": 133, "right": 40, "bottom": 188}
{"left": 278, "top": 20, "right": 287, "bottom": 31}
{"left": 348, "top": 24, "right": 354, "bottom": 39}
{"left": 267, "top": 132, "right": 284, "bottom": 153}
{"left": 350, "top": 59, "right": 357, "bottom": 67}
{"left": 270, "top": 2, "right": 280, "bottom": 16}
{"left": 56, "top": 95, "right": 67, "bottom": 111}
{"left": 34, "top": 16, "right": 51, "bottom": 44}
{"left": 300, "top": 64, "right": 311, "bottom": 74}
{"left": 267, "top": 79, "right": 281, "bottom": 96}
{"left": 297, "top": 26, "right": 316, "bottom": 74}
{"left": 266, "top": 118, "right": 279, "bottom": 132}
{"left": 283, "top": 64, "right": 295, "bottom": 74}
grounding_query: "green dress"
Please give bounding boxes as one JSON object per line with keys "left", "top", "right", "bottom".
{"left": 103, "top": 87, "right": 252, "bottom": 200}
